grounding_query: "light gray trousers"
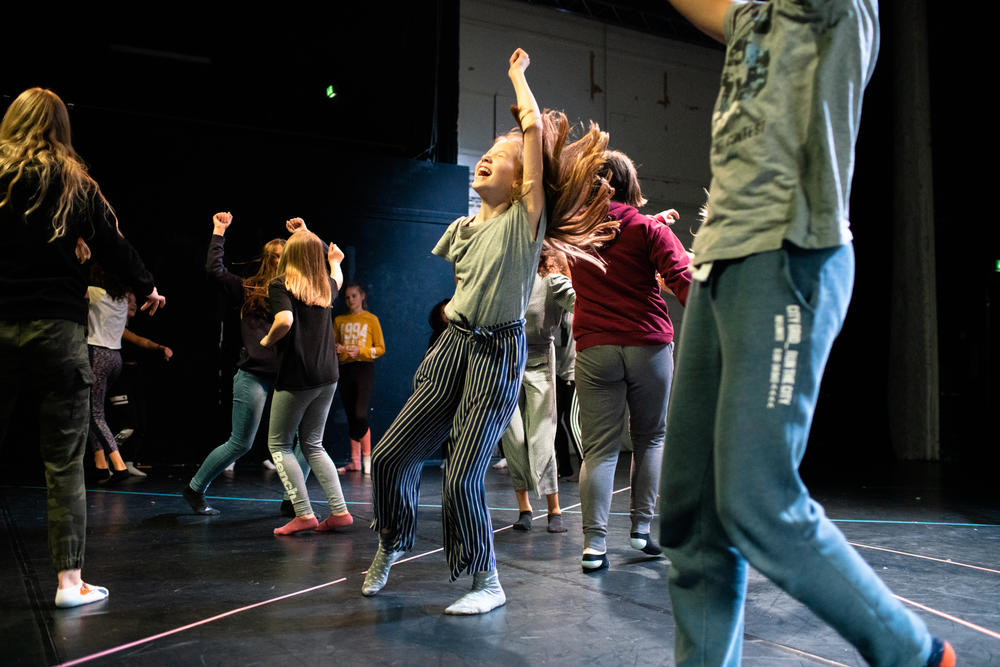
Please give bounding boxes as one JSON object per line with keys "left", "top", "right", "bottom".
{"left": 576, "top": 343, "right": 673, "bottom": 552}
{"left": 268, "top": 382, "right": 347, "bottom": 517}
{"left": 501, "top": 347, "right": 559, "bottom": 498}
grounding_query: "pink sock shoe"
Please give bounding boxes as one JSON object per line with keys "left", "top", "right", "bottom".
{"left": 315, "top": 512, "right": 354, "bottom": 532}
{"left": 274, "top": 516, "right": 319, "bottom": 535}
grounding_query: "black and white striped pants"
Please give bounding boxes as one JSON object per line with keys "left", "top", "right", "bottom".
{"left": 371, "top": 319, "right": 525, "bottom": 580}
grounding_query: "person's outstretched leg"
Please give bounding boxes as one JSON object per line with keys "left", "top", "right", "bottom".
{"left": 660, "top": 274, "right": 747, "bottom": 666}
{"left": 575, "top": 345, "right": 626, "bottom": 569}
{"left": 363, "top": 327, "right": 467, "bottom": 595}
{"left": 88, "top": 346, "right": 126, "bottom": 483}
{"left": 501, "top": 387, "right": 532, "bottom": 529}
{"left": 441, "top": 323, "right": 524, "bottom": 614}
{"left": 296, "top": 383, "right": 352, "bottom": 532}
{"left": 712, "top": 246, "right": 931, "bottom": 665}
{"left": 269, "top": 388, "right": 319, "bottom": 534}
{"left": 664, "top": 246, "right": 933, "bottom": 666}
{"left": 521, "top": 354, "right": 562, "bottom": 533}
{"left": 623, "top": 343, "right": 672, "bottom": 556}
{"left": 3, "top": 320, "right": 108, "bottom": 608}
{"left": 186, "top": 370, "right": 272, "bottom": 515}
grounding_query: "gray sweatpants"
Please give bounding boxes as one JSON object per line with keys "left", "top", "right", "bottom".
{"left": 576, "top": 343, "right": 673, "bottom": 552}
{"left": 268, "top": 383, "right": 347, "bottom": 517}
{"left": 501, "top": 347, "right": 559, "bottom": 498}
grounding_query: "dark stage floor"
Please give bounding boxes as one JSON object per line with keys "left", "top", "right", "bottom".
{"left": 2, "top": 458, "right": 998, "bottom": 666}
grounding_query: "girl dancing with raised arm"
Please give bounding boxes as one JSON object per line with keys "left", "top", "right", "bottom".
{"left": 363, "top": 48, "right": 616, "bottom": 614}
{"left": 262, "top": 230, "right": 352, "bottom": 535}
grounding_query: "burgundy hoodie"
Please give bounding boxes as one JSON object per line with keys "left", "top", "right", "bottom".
{"left": 571, "top": 201, "right": 692, "bottom": 351}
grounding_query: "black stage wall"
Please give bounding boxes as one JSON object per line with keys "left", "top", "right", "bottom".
{"left": 3, "top": 6, "right": 464, "bottom": 466}
{"left": 2, "top": 2, "right": 995, "bottom": 478}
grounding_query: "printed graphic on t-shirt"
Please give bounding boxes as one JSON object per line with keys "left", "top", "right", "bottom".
{"left": 767, "top": 304, "right": 801, "bottom": 409}
{"left": 339, "top": 321, "right": 369, "bottom": 346}
{"left": 714, "top": 3, "right": 773, "bottom": 150}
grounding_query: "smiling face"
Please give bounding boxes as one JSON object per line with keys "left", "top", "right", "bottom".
{"left": 472, "top": 138, "right": 522, "bottom": 206}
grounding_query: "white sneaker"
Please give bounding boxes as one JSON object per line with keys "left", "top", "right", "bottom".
{"left": 55, "top": 582, "right": 109, "bottom": 608}
{"left": 491, "top": 458, "right": 507, "bottom": 471}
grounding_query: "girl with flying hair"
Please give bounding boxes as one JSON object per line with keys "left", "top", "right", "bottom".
{"left": 261, "top": 229, "right": 353, "bottom": 535}
{"left": 183, "top": 212, "right": 310, "bottom": 515}
{"left": 361, "top": 49, "right": 617, "bottom": 615}
{"left": 0, "top": 87, "right": 165, "bottom": 607}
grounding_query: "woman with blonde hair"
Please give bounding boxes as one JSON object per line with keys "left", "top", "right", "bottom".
{"left": 261, "top": 229, "right": 352, "bottom": 535}
{"left": 0, "top": 87, "right": 165, "bottom": 607}
{"left": 362, "top": 49, "right": 617, "bottom": 614}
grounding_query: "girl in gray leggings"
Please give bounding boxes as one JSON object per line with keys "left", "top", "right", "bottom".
{"left": 571, "top": 151, "right": 692, "bottom": 571}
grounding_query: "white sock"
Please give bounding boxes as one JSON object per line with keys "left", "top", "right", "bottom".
{"left": 55, "top": 582, "right": 109, "bottom": 608}
{"left": 444, "top": 570, "right": 506, "bottom": 615}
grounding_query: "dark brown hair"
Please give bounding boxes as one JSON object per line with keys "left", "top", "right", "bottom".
{"left": 603, "top": 150, "right": 648, "bottom": 208}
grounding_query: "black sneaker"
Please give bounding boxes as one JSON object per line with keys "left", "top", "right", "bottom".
{"left": 630, "top": 532, "right": 662, "bottom": 556}
{"left": 100, "top": 469, "right": 131, "bottom": 486}
{"left": 182, "top": 485, "right": 220, "bottom": 516}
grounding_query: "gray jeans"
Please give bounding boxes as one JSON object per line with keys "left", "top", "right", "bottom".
{"left": 576, "top": 343, "right": 673, "bottom": 552}
{"left": 268, "top": 383, "right": 346, "bottom": 517}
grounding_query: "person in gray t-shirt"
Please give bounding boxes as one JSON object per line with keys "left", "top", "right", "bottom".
{"left": 660, "top": 2, "right": 952, "bottom": 666}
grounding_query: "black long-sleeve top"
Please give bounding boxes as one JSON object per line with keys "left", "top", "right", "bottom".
{"left": 206, "top": 234, "right": 279, "bottom": 376}
{"left": 1, "top": 169, "right": 154, "bottom": 325}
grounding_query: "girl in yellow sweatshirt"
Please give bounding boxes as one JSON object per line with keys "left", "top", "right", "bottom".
{"left": 334, "top": 282, "right": 385, "bottom": 473}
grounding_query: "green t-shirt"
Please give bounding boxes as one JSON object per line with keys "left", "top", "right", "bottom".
{"left": 433, "top": 199, "right": 546, "bottom": 327}
{"left": 693, "top": 0, "right": 880, "bottom": 265}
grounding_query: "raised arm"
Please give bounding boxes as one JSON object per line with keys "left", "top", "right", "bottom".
{"left": 667, "top": 0, "right": 734, "bottom": 44}
{"left": 286, "top": 217, "right": 307, "bottom": 234}
{"left": 508, "top": 48, "right": 544, "bottom": 240}
{"left": 206, "top": 211, "right": 244, "bottom": 303}
{"left": 328, "top": 243, "right": 345, "bottom": 290}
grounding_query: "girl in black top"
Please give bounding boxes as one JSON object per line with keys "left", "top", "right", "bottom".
{"left": 261, "top": 230, "right": 352, "bottom": 535}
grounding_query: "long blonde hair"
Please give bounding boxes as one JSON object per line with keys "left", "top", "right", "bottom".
{"left": 276, "top": 230, "right": 331, "bottom": 307}
{"left": 0, "top": 88, "right": 116, "bottom": 240}
{"left": 506, "top": 108, "right": 617, "bottom": 268}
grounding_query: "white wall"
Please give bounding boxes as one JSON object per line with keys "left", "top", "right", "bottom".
{"left": 458, "top": 0, "right": 723, "bottom": 247}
